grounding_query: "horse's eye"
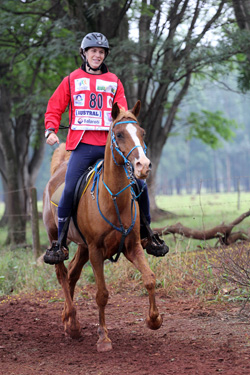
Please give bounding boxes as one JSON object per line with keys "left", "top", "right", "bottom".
{"left": 116, "top": 132, "right": 123, "bottom": 139}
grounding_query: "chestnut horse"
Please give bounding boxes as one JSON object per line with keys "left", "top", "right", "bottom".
{"left": 43, "top": 101, "right": 162, "bottom": 352}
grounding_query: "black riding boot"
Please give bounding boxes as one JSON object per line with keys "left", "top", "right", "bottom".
{"left": 44, "top": 217, "right": 70, "bottom": 265}
{"left": 140, "top": 220, "right": 169, "bottom": 257}
{"left": 43, "top": 241, "right": 69, "bottom": 264}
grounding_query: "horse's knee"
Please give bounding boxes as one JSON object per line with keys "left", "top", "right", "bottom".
{"left": 144, "top": 272, "right": 156, "bottom": 291}
{"left": 96, "top": 288, "right": 109, "bottom": 307}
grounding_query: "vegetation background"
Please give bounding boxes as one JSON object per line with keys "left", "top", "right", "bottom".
{"left": 1, "top": 0, "right": 250, "bottom": 245}
{"left": 0, "top": 0, "right": 250, "bottom": 302}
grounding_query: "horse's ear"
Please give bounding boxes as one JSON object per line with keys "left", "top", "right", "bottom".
{"left": 111, "top": 102, "right": 120, "bottom": 120}
{"left": 131, "top": 100, "right": 141, "bottom": 118}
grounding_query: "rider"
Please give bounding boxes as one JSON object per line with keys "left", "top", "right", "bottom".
{"left": 44, "top": 32, "right": 168, "bottom": 265}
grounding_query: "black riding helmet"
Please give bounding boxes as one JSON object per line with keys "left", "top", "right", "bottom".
{"left": 79, "top": 32, "right": 110, "bottom": 71}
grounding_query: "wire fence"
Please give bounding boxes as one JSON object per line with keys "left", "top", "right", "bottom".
{"left": 0, "top": 187, "right": 40, "bottom": 257}
{"left": 156, "top": 174, "right": 250, "bottom": 197}
{"left": 0, "top": 176, "right": 250, "bottom": 246}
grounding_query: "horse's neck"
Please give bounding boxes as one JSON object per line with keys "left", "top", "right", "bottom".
{"left": 102, "top": 148, "right": 130, "bottom": 202}
{"left": 103, "top": 157, "right": 129, "bottom": 194}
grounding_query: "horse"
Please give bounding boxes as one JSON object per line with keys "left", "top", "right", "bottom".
{"left": 43, "top": 100, "right": 163, "bottom": 352}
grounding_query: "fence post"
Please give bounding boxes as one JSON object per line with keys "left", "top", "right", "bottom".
{"left": 30, "top": 187, "right": 41, "bottom": 258}
{"left": 237, "top": 177, "right": 241, "bottom": 210}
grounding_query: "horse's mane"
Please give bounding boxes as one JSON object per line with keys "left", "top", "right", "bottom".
{"left": 50, "top": 143, "right": 71, "bottom": 175}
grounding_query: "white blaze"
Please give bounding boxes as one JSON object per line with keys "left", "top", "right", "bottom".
{"left": 126, "top": 123, "right": 145, "bottom": 161}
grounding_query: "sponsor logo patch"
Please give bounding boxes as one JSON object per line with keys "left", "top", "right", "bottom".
{"left": 107, "top": 96, "right": 113, "bottom": 109}
{"left": 75, "top": 78, "right": 90, "bottom": 91}
{"left": 104, "top": 111, "right": 112, "bottom": 125}
{"left": 96, "top": 80, "right": 117, "bottom": 95}
{"left": 74, "top": 94, "right": 85, "bottom": 106}
{"left": 75, "top": 117, "right": 102, "bottom": 126}
{"left": 75, "top": 109, "right": 102, "bottom": 118}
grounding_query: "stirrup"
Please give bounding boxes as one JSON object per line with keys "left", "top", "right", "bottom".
{"left": 142, "top": 232, "right": 169, "bottom": 257}
{"left": 44, "top": 241, "right": 69, "bottom": 265}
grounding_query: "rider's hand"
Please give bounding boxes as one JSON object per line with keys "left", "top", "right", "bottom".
{"left": 46, "top": 132, "right": 59, "bottom": 146}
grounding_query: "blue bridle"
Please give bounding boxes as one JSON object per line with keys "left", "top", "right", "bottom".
{"left": 110, "top": 120, "right": 147, "bottom": 166}
{"left": 90, "top": 119, "right": 147, "bottom": 262}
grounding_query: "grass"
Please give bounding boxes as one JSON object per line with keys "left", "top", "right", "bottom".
{"left": 155, "top": 192, "right": 250, "bottom": 251}
{"left": 0, "top": 192, "right": 250, "bottom": 301}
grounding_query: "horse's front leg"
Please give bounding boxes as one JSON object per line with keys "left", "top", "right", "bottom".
{"left": 55, "top": 262, "right": 81, "bottom": 339}
{"left": 89, "top": 246, "right": 112, "bottom": 352}
{"left": 125, "top": 243, "right": 163, "bottom": 330}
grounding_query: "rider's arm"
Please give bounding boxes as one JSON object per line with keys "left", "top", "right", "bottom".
{"left": 45, "top": 76, "right": 70, "bottom": 137}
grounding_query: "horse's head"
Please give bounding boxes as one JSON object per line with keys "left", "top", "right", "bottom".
{"left": 110, "top": 101, "right": 152, "bottom": 179}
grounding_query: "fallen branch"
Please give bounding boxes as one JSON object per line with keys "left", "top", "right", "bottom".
{"left": 153, "top": 209, "right": 250, "bottom": 245}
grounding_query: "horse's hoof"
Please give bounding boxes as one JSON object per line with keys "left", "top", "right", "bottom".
{"left": 65, "top": 328, "right": 81, "bottom": 339}
{"left": 97, "top": 340, "right": 113, "bottom": 352}
{"left": 64, "top": 322, "right": 81, "bottom": 339}
{"left": 146, "top": 314, "right": 163, "bottom": 330}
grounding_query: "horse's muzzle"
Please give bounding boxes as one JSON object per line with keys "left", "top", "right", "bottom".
{"left": 134, "top": 158, "right": 152, "bottom": 179}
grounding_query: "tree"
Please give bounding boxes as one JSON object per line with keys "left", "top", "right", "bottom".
{"left": 111, "top": 0, "right": 248, "bottom": 213}
{"left": 0, "top": 0, "right": 75, "bottom": 244}
{"left": 231, "top": 0, "right": 250, "bottom": 91}
{"left": 64, "top": 0, "right": 248, "bottom": 215}
{"left": 232, "top": 0, "right": 250, "bottom": 32}
{"left": 1, "top": 0, "right": 248, "bottom": 244}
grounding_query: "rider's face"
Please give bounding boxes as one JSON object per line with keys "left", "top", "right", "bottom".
{"left": 85, "top": 47, "right": 105, "bottom": 70}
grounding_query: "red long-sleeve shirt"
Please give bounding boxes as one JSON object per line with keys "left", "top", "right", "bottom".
{"left": 45, "top": 67, "right": 127, "bottom": 150}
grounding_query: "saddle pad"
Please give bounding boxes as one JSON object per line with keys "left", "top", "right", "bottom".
{"left": 50, "top": 159, "right": 103, "bottom": 207}
{"left": 51, "top": 183, "right": 65, "bottom": 206}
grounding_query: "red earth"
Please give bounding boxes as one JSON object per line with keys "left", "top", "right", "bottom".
{"left": 1, "top": 284, "right": 250, "bottom": 375}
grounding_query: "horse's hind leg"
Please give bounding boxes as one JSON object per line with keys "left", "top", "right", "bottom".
{"left": 68, "top": 244, "right": 89, "bottom": 299}
{"left": 55, "top": 245, "right": 88, "bottom": 339}
{"left": 55, "top": 262, "right": 81, "bottom": 338}
{"left": 125, "top": 244, "right": 162, "bottom": 330}
{"left": 89, "top": 246, "right": 112, "bottom": 352}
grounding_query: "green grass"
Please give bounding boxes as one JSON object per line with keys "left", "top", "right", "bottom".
{"left": 0, "top": 192, "right": 250, "bottom": 299}
{"left": 156, "top": 191, "right": 250, "bottom": 226}
{"left": 155, "top": 192, "right": 250, "bottom": 251}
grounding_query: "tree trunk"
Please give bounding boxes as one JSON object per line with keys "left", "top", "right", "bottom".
{"left": 232, "top": 0, "right": 250, "bottom": 30}
{"left": 0, "top": 80, "right": 45, "bottom": 245}
{"left": 0, "top": 83, "right": 26, "bottom": 244}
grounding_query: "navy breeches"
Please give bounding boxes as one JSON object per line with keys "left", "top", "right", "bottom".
{"left": 58, "top": 143, "right": 105, "bottom": 217}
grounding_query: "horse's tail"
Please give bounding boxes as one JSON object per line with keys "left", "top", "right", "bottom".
{"left": 50, "top": 143, "right": 71, "bottom": 175}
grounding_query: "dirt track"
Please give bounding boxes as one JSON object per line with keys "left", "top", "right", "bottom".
{"left": 1, "top": 285, "right": 250, "bottom": 375}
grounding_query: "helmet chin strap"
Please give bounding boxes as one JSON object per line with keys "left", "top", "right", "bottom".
{"left": 86, "top": 60, "right": 103, "bottom": 72}
{"left": 80, "top": 50, "right": 105, "bottom": 72}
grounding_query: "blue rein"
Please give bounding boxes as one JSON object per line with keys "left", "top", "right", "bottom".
{"left": 90, "top": 119, "right": 147, "bottom": 262}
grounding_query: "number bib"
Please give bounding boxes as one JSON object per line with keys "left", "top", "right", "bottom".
{"left": 70, "top": 75, "right": 118, "bottom": 131}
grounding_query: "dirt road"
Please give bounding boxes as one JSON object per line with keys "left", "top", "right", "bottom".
{"left": 1, "top": 285, "right": 250, "bottom": 375}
